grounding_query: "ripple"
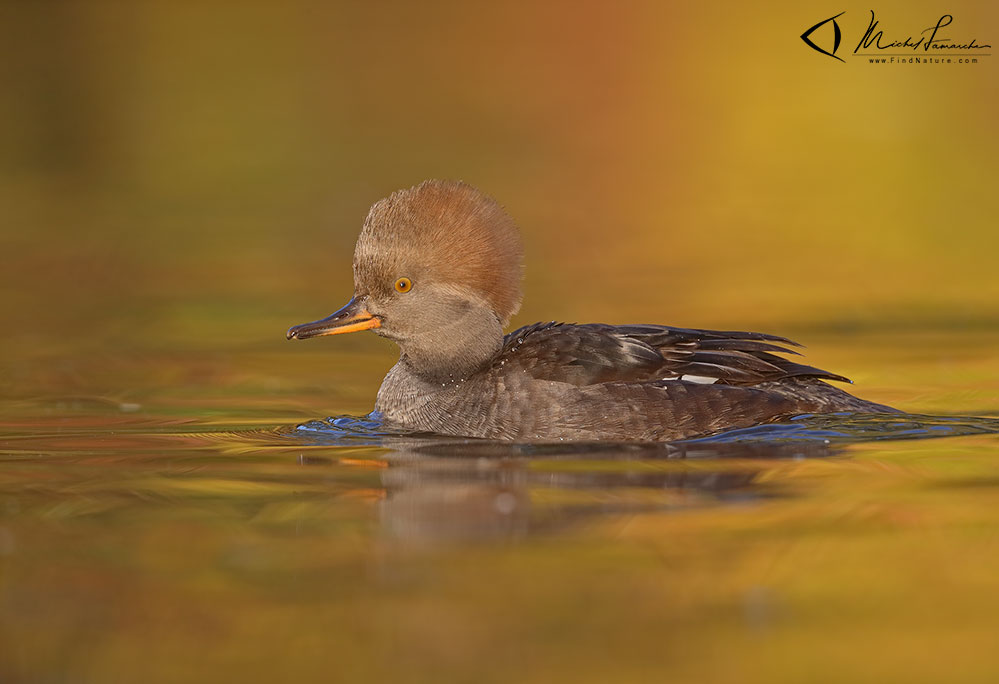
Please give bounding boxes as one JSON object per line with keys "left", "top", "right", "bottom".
{"left": 282, "top": 411, "right": 999, "bottom": 459}
{"left": 689, "top": 412, "right": 999, "bottom": 444}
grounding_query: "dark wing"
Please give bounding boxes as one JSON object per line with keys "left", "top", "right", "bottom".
{"left": 502, "top": 322, "right": 850, "bottom": 387}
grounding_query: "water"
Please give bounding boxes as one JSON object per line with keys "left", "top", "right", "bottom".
{"left": 3, "top": 386, "right": 999, "bottom": 682}
{"left": 3, "top": 2, "right": 998, "bottom": 681}
{"left": 298, "top": 411, "right": 999, "bottom": 446}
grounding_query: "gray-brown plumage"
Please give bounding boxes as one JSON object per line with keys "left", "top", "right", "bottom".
{"left": 287, "top": 180, "right": 898, "bottom": 442}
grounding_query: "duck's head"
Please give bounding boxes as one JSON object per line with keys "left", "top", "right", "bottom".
{"left": 287, "top": 180, "right": 524, "bottom": 380}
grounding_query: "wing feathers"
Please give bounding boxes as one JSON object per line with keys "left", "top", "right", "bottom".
{"left": 503, "top": 322, "right": 851, "bottom": 387}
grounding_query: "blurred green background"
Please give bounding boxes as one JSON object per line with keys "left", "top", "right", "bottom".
{"left": 1, "top": 0, "right": 996, "bottom": 410}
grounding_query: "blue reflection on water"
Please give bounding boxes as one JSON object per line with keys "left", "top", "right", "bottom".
{"left": 288, "top": 411, "right": 999, "bottom": 458}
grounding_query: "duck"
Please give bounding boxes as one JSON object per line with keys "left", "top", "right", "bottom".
{"left": 287, "top": 180, "right": 897, "bottom": 442}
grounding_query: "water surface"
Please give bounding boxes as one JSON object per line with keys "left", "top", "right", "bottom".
{"left": 2, "top": 2, "right": 998, "bottom": 681}
{"left": 2, "top": 356, "right": 998, "bottom": 682}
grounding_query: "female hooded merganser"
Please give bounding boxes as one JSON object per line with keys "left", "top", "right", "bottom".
{"left": 287, "top": 180, "right": 897, "bottom": 441}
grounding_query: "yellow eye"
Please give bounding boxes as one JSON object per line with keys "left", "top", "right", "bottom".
{"left": 394, "top": 277, "right": 412, "bottom": 293}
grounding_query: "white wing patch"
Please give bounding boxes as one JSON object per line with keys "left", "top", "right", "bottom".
{"left": 679, "top": 374, "right": 719, "bottom": 384}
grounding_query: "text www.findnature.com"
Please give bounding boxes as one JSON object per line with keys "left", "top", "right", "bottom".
{"left": 868, "top": 56, "right": 980, "bottom": 64}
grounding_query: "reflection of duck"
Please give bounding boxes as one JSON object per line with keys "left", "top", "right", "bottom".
{"left": 317, "top": 440, "right": 838, "bottom": 546}
{"left": 288, "top": 180, "right": 897, "bottom": 441}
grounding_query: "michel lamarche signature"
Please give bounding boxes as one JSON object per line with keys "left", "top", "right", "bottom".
{"left": 855, "top": 11, "right": 990, "bottom": 53}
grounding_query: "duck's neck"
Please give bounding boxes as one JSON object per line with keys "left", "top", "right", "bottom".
{"left": 396, "top": 307, "right": 504, "bottom": 385}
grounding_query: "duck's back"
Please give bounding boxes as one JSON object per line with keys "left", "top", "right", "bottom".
{"left": 375, "top": 322, "right": 897, "bottom": 442}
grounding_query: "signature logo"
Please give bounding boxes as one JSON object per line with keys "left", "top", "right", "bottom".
{"left": 801, "top": 12, "right": 845, "bottom": 62}
{"left": 854, "top": 12, "right": 990, "bottom": 53}
{"left": 800, "top": 11, "right": 991, "bottom": 63}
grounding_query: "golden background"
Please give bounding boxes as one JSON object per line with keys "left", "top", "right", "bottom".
{"left": 1, "top": 3, "right": 999, "bottom": 683}
{"left": 3, "top": 1, "right": 996, "bottom": 343}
